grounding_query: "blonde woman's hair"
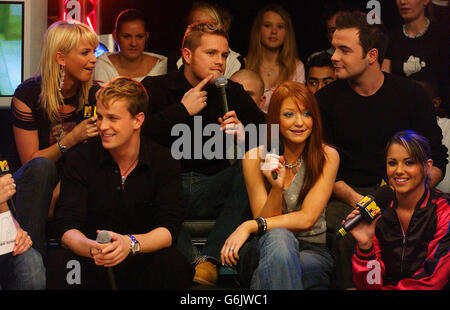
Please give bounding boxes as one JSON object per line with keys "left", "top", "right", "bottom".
{"left": 246, "top": 4, "right": 298, "bottom": 85}
{"left": 187, "top": 1, "right": 232, "bottom": 34}
{"left": 39, "top": 20, "right": 98, "bottom": 123}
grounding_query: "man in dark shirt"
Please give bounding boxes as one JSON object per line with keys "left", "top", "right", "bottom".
{"left": 48, "top": 77, "right": 193, "bottom": 289}
{"left": 315, "top": 11, "right": 448, "bottom": 289}
{"left": 141, "top": 21, "right": 266, "bottom": 286}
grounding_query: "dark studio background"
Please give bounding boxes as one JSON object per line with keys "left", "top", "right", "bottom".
{"left": 0, "top": 0, "right": 401, "bottom": 157}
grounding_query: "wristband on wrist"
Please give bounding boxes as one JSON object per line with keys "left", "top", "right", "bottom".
{"left": 255, "top": 217, "right": 267, "bottom": 236}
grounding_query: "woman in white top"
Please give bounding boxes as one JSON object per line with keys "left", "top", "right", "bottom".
{"left": 245, "top": 4, "right": 305, "bottom": 114}
{"left": 94, "top": 9, "right": 167, "bottom": 85}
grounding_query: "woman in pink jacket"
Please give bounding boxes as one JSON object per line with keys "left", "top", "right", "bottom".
{"left": 348, "top": 130, "right": 450, "bottom": 290}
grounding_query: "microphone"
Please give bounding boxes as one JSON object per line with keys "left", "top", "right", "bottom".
{"left": 95, "top": 230, "right": 117, "bottom": 290}
{"left": 0, "top": 159, "right": 17, "bottom": 217}
{"left": 263, "top": 140, "right": 284, "bottom": 180}
{"left": 215, "top": 76, "right": 229, "bottom": 114}
{"left": 336, "top": 186, "right": 395, "bottom": 239}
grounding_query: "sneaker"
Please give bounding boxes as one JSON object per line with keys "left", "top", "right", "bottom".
{"left": 193, "top": 260, "right": 218, "bottom": 286}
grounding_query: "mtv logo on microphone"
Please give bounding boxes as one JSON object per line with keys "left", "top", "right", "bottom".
{"left": 84, "top": 105, "right": 96, "bottom": 118}
{"left": 0, "top": 160, "right": 10, "bottom": 174}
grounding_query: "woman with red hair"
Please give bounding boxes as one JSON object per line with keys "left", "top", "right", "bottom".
{"left": 220, "top": 81, "right": 339, "bottom": 289}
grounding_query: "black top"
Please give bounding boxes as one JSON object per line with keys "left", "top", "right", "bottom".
{"left": 141, "top": 67, "right": 266, "bottom": 175}
{"left": 385, "top": 22, "right": 449, "bottom": 113}
{"left": 8, "top": 76, "right": 100, "bottom": 173}
{"left": 316, "top": 73, "right": 448, "bottom": 187}
{"left": 54, "top": 136, "right": 183, "bottom": 244}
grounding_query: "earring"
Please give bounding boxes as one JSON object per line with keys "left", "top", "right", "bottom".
{"left": 58, "top": 64, "right": 65, "bottom": 91}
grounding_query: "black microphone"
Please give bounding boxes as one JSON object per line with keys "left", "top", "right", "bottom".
{"left": 96, "top": 230, "right": 117, "bottom": 290}
{"left": 265, "top": 140, "right": 285, "bottom": 180}
{"left": 336, "top": 186, "right": 395, "bottom": 239}
{"left": 215, "top": 76, "right": 229, "bottom": 114}
{"left": 0, "top": 159, "right": 17, "bottom": 217}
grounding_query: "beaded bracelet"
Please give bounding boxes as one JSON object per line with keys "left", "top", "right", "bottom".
{"left": 255, "top": 217, "right": 267, "bottom": 236}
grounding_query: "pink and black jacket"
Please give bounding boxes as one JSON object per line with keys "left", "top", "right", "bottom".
{"left": 352, "top": 187, "right": 450, "bottom": 290}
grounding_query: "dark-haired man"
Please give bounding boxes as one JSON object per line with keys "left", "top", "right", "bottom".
{"left": 305, "top": 52, "right": 336, "bottom": 94}
{"left": 315, "top": 11, "right": 448, "bottom": 289}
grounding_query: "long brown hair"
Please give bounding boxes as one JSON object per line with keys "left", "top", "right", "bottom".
{"left": 246, "top": 4, "right": 298, "bottom": 85}
{"left": 266, "top": 81, "right": 326, "bottom": 201}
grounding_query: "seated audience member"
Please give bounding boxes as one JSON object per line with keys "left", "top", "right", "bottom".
{"left": 141, "top": 21, "right": 266, "bottom": 286}
{"left": 350, "top": 130, "right": 450, "bottom": 290}
{"left": 47, "top": 77, "right": 193, "bottom": 290}
{"left": 305, "top": 51, "right": 336, "bottom": 94}
{"left": 437, "top": 117, "right": 450, "bottom": 193}
{"left": 382, "top": 0, "right": 449, "bottom": 113}
{"left": 174, "top": 1, "right": 243, "bottom": 78}
{"left": 245, "top": 4, "right": 305, "bottom": 113}
{"left": 414, "top": 77, "right": 450, "bottom": 193}
{"left": 315, "top": 11, "right": 448, "bottom": 289}
{"left": 230, "top": 69, "right": 265, "bottom": 109}
{"left": 306, "top": 0, "right": 349, "bottom": 63}
{"left": 94, "top": 9, "right": 167, "bottom": 85}
{"left": 0, "top": 173, "right": 45, "bottom": 290}
{"left": 9, "top": 20, "right": 99, "bottom": 258}
{"left": 221, "top": 81, "right": 339, "bottom": 289}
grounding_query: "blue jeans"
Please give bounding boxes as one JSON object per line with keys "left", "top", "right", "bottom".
{"left": 176, "top": 160, "right": 252, "bottom": 264}
{"left": 0, "top": 248, "right": 45, "bottom": 290}
{"left": 237, "top": 228, "right": 334, "bottom": 290}
{"left": 13, "top": 157, "right": 58, "bottom": 257}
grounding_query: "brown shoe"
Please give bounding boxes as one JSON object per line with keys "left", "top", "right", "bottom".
{"left": 193, "top": 260, "right": 218, "bottom": 286}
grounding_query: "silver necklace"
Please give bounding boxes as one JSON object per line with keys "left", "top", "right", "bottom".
{"left": 121, "top": 156, "right": 139, "bottom": 188}
{"left": 283, "top": 157, "right": 303, "bottom": 174}
{"left": 402, "top": 18, "right": 430, "bottom": 39}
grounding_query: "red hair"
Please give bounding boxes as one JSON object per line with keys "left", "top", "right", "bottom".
{"left": 266, "top": 81, "right": 326, "bottom": 200}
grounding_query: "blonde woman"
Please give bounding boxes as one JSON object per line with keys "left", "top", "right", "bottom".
{"left": 9, "top": 20, "right": 99, "bottom": 258}
{"left": 245, "top": 4, "right": 305, "bottom": 113}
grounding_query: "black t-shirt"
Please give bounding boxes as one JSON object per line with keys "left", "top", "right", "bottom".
{"left": 141, "top": 68, "right": 266, "bottom": 175}
{"left": 385, "top": 22, "right": 449, "bottom": 113}
{"left": 316, "top": 73, "right": 448, "bottom": 187}
{"left": 8, "top": 77, "right": 99, "bottom": 173}
{"left": 54, "top": 136, "right": 183, "bottom": 243}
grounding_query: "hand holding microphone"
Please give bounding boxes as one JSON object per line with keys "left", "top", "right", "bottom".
{"left": 0, "top": 160, "right": 17, "bottom": 216}
{"left": 336, "top": 186, "right": 395, "bottom": 240}
{"left": 93, "top": 230, "right": 119, "bottom": 290}
{"left": 260, "top": 141, "right": 286, "bottom": 188}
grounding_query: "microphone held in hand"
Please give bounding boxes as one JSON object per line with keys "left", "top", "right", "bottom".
{"left": 263, "top": 140, "right": 284, "bottom": 180}
{"left": 95, "top": 230, "right": 117, "bottom": 290}
{"left": 336, "top": 186, "right": 395, "bottom": 239}
{"left": 215, "top": 76, "right": 229, "bottom": 114}
{"left": 96, "top": 230, "right": 112, "bottom": 244}
{"left": 0, "top": 159, "right": 17, "bottom": 217}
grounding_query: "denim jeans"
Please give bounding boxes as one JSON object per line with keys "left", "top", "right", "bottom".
{"left": 13, "top": 157, "right": 58, "bottom": 258}
{"left": 176, "top": 160, "right": 252, "bottom": 264}
{"left": 237, "top": 228, "right": 334, "bottom": 290}
{"left": 0, "top": 248, "right": 45, "bottom": 290}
